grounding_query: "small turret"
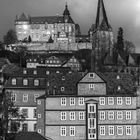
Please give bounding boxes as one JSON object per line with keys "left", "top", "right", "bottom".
{"left": 63, "top": 3, "right": 70, "bottom": 17}
{"left": 18, "top": 13, "right": 29, "bottom": 21}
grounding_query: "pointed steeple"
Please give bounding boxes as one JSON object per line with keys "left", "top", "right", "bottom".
{"left": 18, "top": 13, "right": 28, "bottom": 21}
{"left": 95, "top": 0, "right": 110, "bottom": 30}
{"left": 63, "top": 3, "right": 70, "bottom": 16}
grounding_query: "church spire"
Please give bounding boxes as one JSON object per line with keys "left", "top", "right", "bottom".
{"left": 95, "top": 0, "right": 110, "bottom": 30}
{"left": 63, "top": 3, "right": 70, "bottom": 16}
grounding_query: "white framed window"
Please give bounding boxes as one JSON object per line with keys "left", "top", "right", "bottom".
{"left": 70, "top": 126, "right": 75, "bottom": 136}
{"left": 61, "top": 112, "right": 66, "bottom": 120}
{"left": 12, "top": 78, "right": 16, "bottom": 85}
{"left": 22, "top": 109, "right": 28, "bottom": 118}
{"left": 61, "top": 87, "right": 65, "bottom": 92}
{"left": 62, "top": 76, "right": 65, "bottom": 81}
{"left": 70, "top": 112, "right": 75, "bottom": 120}
{"left": 99, "top": 97, "right": 105, "bottom": 105}
{"left": 38, "top": 114, "right": 41, "bottom": 118}
{"left": 61, "top": 98, "right": 66, "bottom": 106}
{"left": 89, "top": 84, "right": 94, "bottom": 90}
{"left": 117, "top": 111, "right": 123, "bottom": 120}
{"left": 100, "top": 126, "right": 105, "bottom": 135}
{"left": 100, "top": 111, "right": 105, "bottom": 120}
{"left": 23, "top": 94, "right": 28, "bottom": 102}
{"left": 108, "top": 111, "right": 114, "bottom": 120}
{"left": 126, "top": 97, "right": 131, "bottom": 105}
{"left": 108, "top": 126, "right": 114, "bottom": 135}
{"left": 11, "top": 93, "right": 16, "bottom": 102}
{"left": 108, "top": 97, "right": 114, "bottom": 105}
{"left": 89, "top": 73, "right": 95, "bottom": 78}
{"left": 34, "top": 109, "right": 37, "bottom": 118}
{"left": 60, "top": 126, "right": 66, "bottom": 136}
{"left": 126, "top": 126, "right": 132, "bottom": 135}
{"left": 79, "top": 112, "right": 85, "bottom": 120}
{"left": 126, "top": 111, "right": 131, "bottom": 120}
{"left": 34, "top": 79, "right": 39, "bottom": 86}
{"left": 117, "top": 126, "right": 123, "bottom": 135}
{"left": 70, "top": 98, "right": 75, "bottom": 106}
{"left": 79, "top": 97, "right": 84, "bottom": 105}
{"left": 117, "top": 97, "right": 123, "bottom": 105}
{"left": 34, "top": 94, "right": 39, "bottom": 102}
{"left": 23, "top": 79, "right": 28, "bottom": 85}
{"left": 38, "top": 129, "right": 41, "bottom": 133}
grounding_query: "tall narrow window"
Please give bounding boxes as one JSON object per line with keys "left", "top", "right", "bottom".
{"left": 108, "top": 97, "right": 114, "bottom": 105}
{"left": 22, "top": 109, "right": 28, "bottom": 118}
{"left": 23, "top": 94, "right": 28, "bottom": 102}
{"left": 70, "top": 98, "right": 75, "bottom": 106}
{"left": 108, "top": 126, "right": 114, "bottom": 135}
{"left": 11, "top": 93, "right": 16, "bottom": 102}
{"left": 126, "top": 111, "right": 131, "bottom": 120}
{"left": 23, "top": 79, "right": 28, "bottom": 85}
{"left": 108, "top": 111, "right": 114, "bottom": 120}
{"left": 70, "top": 112, "right": 75, "bottom": 120}
{"left": 100, "top": 111, "right": 105, "bottom": 120}
{"left": 70, "top": 126, "right": 75, "bottom": 136}
{"left": 126, "top": 126, "right": 132, "bottom": 135}
{"left": 34, "top": 79, "right": 39, "bottom": 86}
{"left": 117, "top": 97, "right": 123, "bottom": 105}
{"left": 61, "top": 98, "right": 66, "bottom": 106}
{"left": 79, "top": 98, "right": 84, "bottom": 105}
{"left": 61, "top": 112, "right": 66, "bottom": 120}
{"left": 34, "top": 94, "right": 39, "bottom": 102}
{"left": 100, "top": 126, "right": 105, "bottom": 135}
{"left": 34, "top": 109, "right": 37, "bottom": 118}
{"left": 60, "top": 126, "right": 66, "bottom": 136}
{"left": 79, "top": 112, "right": 85, "bottom": 120}
{"left": 89, "top": 84, "right": 94, "bottom": 90}
{"left": 117, "top": 111, "right": 123, "bottom": 120}
{"left": 99, "top": 97, "right": 105, "bottom": 105}
{"left": 12, "top": 78, "right": 16, "bottom": 85}
{"left": 22, "top": 123, "right": 28, "bottom": 132}
{"left": 126, "top": 97, "right": 131, "bottom": 105}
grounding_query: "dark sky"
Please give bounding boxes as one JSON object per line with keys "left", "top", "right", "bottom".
{"left": 0, "top": 0, "right": 140, "bottom": 52}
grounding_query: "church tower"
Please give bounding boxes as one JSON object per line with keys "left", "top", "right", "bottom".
{"left": 89, "top": 0, "right": 114, "bottom": 62}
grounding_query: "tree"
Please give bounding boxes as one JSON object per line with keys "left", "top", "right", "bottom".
{"left": 124, "top": 40, "right": 135, "bottom": 54}
{"left": 117, "top": 27, "right": 124, "bottom": 53}
{"left": 3, "top": 29, "right": 17, "bottom": 45}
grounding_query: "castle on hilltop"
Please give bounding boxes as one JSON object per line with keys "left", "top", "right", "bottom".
{"left": 15, "top": 0, "right": 114, "bottom": 56}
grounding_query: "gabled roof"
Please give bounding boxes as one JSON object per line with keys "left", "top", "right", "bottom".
{"left": 95, "top": 0, "right": 111, "bottom": 30}
{"left": 18, "top": 13, "right": 29, "bottom": 21}
{"left": 9, "top": 132, "right": 51, "bottom": 140}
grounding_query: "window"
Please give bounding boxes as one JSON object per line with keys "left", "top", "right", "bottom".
{"left": 61, "top": 98, "right": 66, "bottom": 106}
{"left": 70, "top": 98, "right": 75, "bottom": 106}
{"left": 79, "top": 98, "right": 84, "bottom": 105}
{"left": 38, "top": 114, "right": 41, "bottom": 118}
{"left": 126, "top": 126, "right": 132, "bottom": 135}
{"left": 22, "top": 123, "right": 28, "bottom": 132}
{"left": 126, "top": 97, "right": 131, "bottom": 105}
{"left": 117, "top": 97, "right": 123, "bottom": 105}
{"left": 46, "top": 71, "right": 50, "bottom": 75}
{"left": 62, "top": 76, "right": 65, "bottom": 80}
{"left": 61, "top": 112, "right": 66, "bottom": 120}
{"left": 89, "top": 84, "right": 94, "bottom": 90}
{"left": 23, "top": 70, "right": 27, "bottom": 74}
{"left": 34, "top": 109, "right": 37, "bottom": 118}
{"left": 23, "top": 94, "right": 28, "bottom": 102}
{"left": 70, "top": 112, "right": 75, "bottom": 120}
{"left": 108, "top": 126, "right": 114, "bottom": 135}
{"left": 34, "top": 124, "right": 37, "bottom": 131}
{"left": 117, "top": 86, "right": 121, "bottom": 91}
{"left": 100, "top": 126, "right": 105, "bottom": 135}
{"left": 34, "top": 79, "right": 39, "bottom": 86}
{"left": 99, "top": 97, "right": 105, "bottom": 105}
{"left": 89, "top": 73, "right": 95, "bottom": 78}
{"left": 34, "top": 94, "right": 39, "bottom": 102}
{"left": 11, "top": 93, "right": 16, "bottom": 102}
{"left": 117, "top": 126, "right": 123, "bottom": 135}
{"left": 37, "top": 100, "right": 41, "bottom": 105}
{"left": 108, "top": 97, "right": 114, "bottom": 105}
{"left": 117, "top": 111, "right": 123, "bottom": 120}
{"left": 100, "top": 111, "right": 105, "bottom": 120}
{"left": 79, "top": 112, "right": 85, "bottom": 120}
{"left": 61, "top": 87, "right": 65, "bottom": 92}
{"left": 12, "top": 78, "right": 16, "bottom": 85}
{"left": 70, "top": 126, "right": 75, "bottom": 136}
{"left": 60, "top": 126, "right": 66, "bottom": 136}
{"left": 126, "top": 111, "right": 131, "bottom": 120}
{"left": 23, "top": 79, "right": 28, "bottom": 85}
{"left": 22, "top": 109, "right": 28, "bottom": 118}
{"left": 108, "top": 111, "right": 114, "bottom": 120}
{"left": 33, "top": 70, "right": 37, "bottom": 75}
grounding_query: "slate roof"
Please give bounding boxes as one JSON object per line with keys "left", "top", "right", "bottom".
{"left": 9, "top": 132, "right": 51, "bottom": 140}
{"left": 0, "top": 58, "right": 11, "bottom": 69}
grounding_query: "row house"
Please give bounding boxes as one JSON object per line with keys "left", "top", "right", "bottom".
{"left": 36, "top": 71, "right": 137, "bottom": 140}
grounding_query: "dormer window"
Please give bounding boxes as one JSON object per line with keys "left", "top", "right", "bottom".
{"left": 89, "top": 73, "right": 95, "bottom": 78}
{"left": 61, "top": 87, "right": 65, "bottom": 92}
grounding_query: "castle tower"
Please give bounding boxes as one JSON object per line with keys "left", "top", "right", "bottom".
{"left": 15, "top": 13, "right": 30, "bottom": 41}
{"left": 89, "top": 0, "right": 114, "bottom": 63}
